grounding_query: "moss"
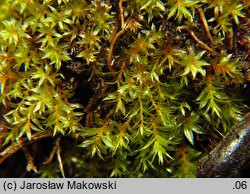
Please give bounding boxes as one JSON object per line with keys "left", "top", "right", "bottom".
{"left": 0, "top": 0, "right": 249, "bottom": 177}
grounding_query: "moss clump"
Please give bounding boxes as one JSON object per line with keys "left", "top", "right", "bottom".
{"left": 0, "top": 0, "right": 249, "bottom": 177}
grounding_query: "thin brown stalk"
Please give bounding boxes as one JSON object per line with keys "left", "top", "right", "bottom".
{"left": 178, "top": 26, "right": 219, "bottom": 55}
{"left": 21, "top": 146, "right": 37, "bottom": 172}
{"left": 107, "top": 0, "right": 127, "bottom": 70}
{"left": 227, "top": 27, "right": 234, "bottom": 51}
{"left": 56, "top": 137, "right": 65, "bottom": 178}
{"left": 107, "top": 29, "right": 125, "bottom": 68}
{"left": 198, "top": 8, "right": 214, "bottom": 46}
{"left": 119, "top": 0, "right": 126, "bottom": 30}
{"left": 43, "top": 137, "right": 59, "bottom": 165}
{"left": 43, "top": 137, "right": 65, "bottom": 177}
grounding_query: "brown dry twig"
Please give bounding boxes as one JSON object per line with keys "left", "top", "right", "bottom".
{"left": 0, "top": 130, "right": 53, "bottom": 165}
